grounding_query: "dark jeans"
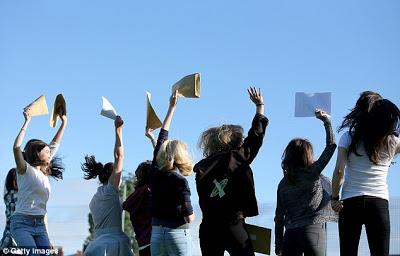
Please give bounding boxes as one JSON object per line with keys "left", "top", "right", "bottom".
{"left": 139, "top": 246, "right": 151, "bottom": 256}
{"left": 281, "top": 223, "right": 326, "bottom": 256}
{"left": 199, "top": 218, "right": 254, "bottom": 256}
{"left": 339, "top": 196, "right": 390, "bottom": 256}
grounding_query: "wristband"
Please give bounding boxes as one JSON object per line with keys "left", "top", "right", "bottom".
{"left": 256, "top": 103, "right": 264, "bottom": 106}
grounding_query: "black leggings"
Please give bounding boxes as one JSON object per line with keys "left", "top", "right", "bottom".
{"left": 281, "top": 223, "right": 326, "bottom": 256}
{"left": 339, "top": 196, "right": 390, "bottom": 256}
{"left": 199, "top": 218, "right": 254, "bottom": 256}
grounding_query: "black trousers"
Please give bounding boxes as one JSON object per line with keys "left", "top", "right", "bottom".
{"left": 339, "top": 196, "right": 390, "bottom": 256}
{"left": 139, "top": 246, "right": 151, "bottom": 256}
{"left": 199, "top": 218, "right": 254, "bottom": 256}
{"left": 281, "top": 223, "right": 326, "bottom": 256}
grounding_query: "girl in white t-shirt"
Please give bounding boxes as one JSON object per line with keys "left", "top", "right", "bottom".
{"left": 11, "top": 107, "right": 67, "bottom": 255}
{"left": 331, "top": 94, "right": 399, "bottom": 256}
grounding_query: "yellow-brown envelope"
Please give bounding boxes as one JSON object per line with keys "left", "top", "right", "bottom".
{"left": 146, "top": 91, "right": 162, "bottom": 129}
{"left": 25, "top": 95, "right": 49, "bottom": 116}
{"left": 49, "top": 94, "right": 66, "bottom": 127}
{"left": 171, "top": 73, "right": 201, "bottom": 98}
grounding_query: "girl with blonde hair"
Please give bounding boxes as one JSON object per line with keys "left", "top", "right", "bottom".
{"left": 150, "top": 90, "right": 195, "bottom": 256}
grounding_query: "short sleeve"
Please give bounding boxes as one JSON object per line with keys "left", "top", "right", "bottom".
{"left": 338, "top": 131, "right": 351, "bottom": 150}
{"left": 48, "top": 141, "right": 60, "bottom": 160}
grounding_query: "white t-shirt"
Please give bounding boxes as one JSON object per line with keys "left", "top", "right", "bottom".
{"left": 14, "top": 141, "right": 59, "bottom": 216}
{"left": 339, "top": 132, "right": 400, "bottom": 201}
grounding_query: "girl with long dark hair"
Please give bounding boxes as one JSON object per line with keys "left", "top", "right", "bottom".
{"left": 331, "top": 96, "right": 400, "bottom": 256}
{"left": 11, "top": 107, "right": 67, "bottom": 254}
{"left": 82, "top": 116, "right": 133, "bottom": 256}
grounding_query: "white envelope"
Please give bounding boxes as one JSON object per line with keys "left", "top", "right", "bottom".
{"left": 295, "top": 92, "right": 331, "bottom": 117}
{"left": 100, "top": 96, "right": 118, "bottom": 120}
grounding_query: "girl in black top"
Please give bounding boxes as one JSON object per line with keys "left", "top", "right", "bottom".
{"left": 150, "top": 91, "right": 195, "bottom": 256}
{"left": 194, "top": 87, "right": 268, "bottom": 256}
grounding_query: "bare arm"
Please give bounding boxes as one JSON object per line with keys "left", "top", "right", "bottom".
{"left": 161, "top": 90, "right": 178, "bottom": 132}
{"left": 51, "top": 113, "right": 67, "bottom": 144}
{"left": 109, "top": 116, "right": 124, "bottom": 189}
{"left": 145, "top": 128, "right": 157, "bottom": 148}
{"left": 331, "top": 147, "right": 348, "bottom": 212}
{"left": 13, "top": 110, "right": 31, "bottom": 174}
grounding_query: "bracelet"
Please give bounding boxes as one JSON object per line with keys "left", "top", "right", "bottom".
{"left": 20, "top": 128, "right": 26, "bottom": 131}
{"left": 256, "top": 103, "right": 264, "bottom": 106}
{"left": 331, "top": 195, "right": 339, "bottom": 201}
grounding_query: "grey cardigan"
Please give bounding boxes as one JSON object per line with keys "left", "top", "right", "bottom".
{"left": 274, "top": 119, "right": 338, "bottom": 252}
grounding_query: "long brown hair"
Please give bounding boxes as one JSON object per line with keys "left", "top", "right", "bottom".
{"left": 281, "top": 138, "right": 314, "bottom": 184}
{"left": 350, "top": 99, "right": 400, "bottom": 164}
{"left": 23, "top": 139, "right": 64, "bottom": 179}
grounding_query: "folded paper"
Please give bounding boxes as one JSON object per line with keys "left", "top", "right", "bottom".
{"left": 146, "top": 91, "right": 162, "bottom": 130}
{"left": 49, "top": 94, "right": 66, "bottom": 128}
{"left": 295, "top": 92, "right": 331, "bottom": 117}
{"left": 246, "top": 224, "right": 271, "bottom": 254}
{"left": 172, "top": 73, "right": 201, "bottom": 98}
{"left": 25, "top": 95, "right": 49, "bottom": 116}
{"left": 100, "top": 96, "right": 118, "bottom": 120}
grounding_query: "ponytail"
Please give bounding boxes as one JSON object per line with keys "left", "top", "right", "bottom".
{"left": 81, "top": 155, "right": 113, "bottom": 184}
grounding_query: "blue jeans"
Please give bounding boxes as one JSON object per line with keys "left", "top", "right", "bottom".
{"left": 151, "top": 226, "right": 192, "bottom": 256}
{"left": 10, "top": 214, "right": 51, "bottom": 256}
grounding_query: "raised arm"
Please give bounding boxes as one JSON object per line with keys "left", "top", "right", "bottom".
{"left": 13, "top": 110, "right": 31, "bottom": 174}
{"left": 152, "top": 91, "right": 178, "bottom": 164}
{"left": 161, "top": 90, "right": 178, "bottom": 132}
{"left": 248, "top": 87, "right": 264, "bottom": 116}
{"left": 233, "top": 87, "right": 269, "bottom": 165}
{"left": 309, "top": 110, "right": 337, "bottom": 175}
{"left": 331, "top": 147, "right": 347, "bottom": 212}
{"left": 109, "top": 116, "right": 124, "bottom": 189}
{"left": 51, "top": 110, "right": 67, "bottom": 144}
{"left": 145, "top": 127, "right": 157, "bottom": 149}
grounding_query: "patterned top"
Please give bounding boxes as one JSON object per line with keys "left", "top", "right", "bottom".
{"left": 0, "top": 190, "right": 17, "bottom": 248}
{"left": 274, "top": 119, "right": 338, "bottom": 252}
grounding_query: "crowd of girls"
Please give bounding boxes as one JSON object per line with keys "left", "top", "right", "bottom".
{"left": 1, "top": 88, "right": 399, "bottom": 256}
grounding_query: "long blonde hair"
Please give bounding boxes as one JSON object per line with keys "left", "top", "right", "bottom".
{"left": 156, "top": 140, "right": 194, "bottom": 176}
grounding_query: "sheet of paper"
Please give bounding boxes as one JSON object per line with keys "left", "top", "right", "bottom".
{"left": 100, "top": 96, "right": 118, "bottom": 120}
{"left": 295, "top": 92, "right": 331, "bottom": 117}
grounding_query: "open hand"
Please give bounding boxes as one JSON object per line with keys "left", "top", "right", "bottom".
{"left": 247, "top": 87, "right": 263, "bottom": 105}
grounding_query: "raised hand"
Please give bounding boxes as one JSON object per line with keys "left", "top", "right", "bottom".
{"left": 247, "top": 87, "right": 263, "bottom": 106}
{"left": 315, "top": 109, "right": 330, "bottom": 121}
{"left": 169, "top": 90, "right": 178, "bottom": 108}
{"left": 115, "top": 116, "right": 124, "bottom": 129}
{"left": 23, "top": 108, "right": 32, "bottom": 123}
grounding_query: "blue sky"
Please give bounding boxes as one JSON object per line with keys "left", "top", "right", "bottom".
{"left": 1, "top": 0, "right": 400, "bottom": 254}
